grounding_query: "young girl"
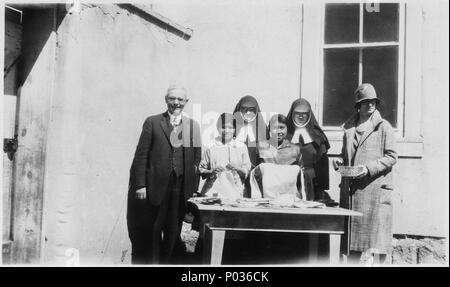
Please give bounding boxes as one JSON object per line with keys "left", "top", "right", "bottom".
{"left": 199, "top": 112, "right": 252, "bottom": 199}
{"left": 185, "top": 113, "right": 251, "bottom": 263}
{"left": 252, "top": 114, "right": 307, "bottom": 201}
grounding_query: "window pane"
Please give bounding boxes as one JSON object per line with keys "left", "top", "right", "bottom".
{"left": 325, "top": 4, "right": 360, "bottom": 44}
{"left": 323, "top": 49, "right": 359, "bottom": 126}
{"left": 363, "top": 3, "right": 399, "bottom": 42}
{"left": 362, "top": 47, "right": 398, "bottom": 127}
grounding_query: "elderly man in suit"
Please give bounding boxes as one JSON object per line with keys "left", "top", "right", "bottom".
{"left": 127, "top": 86, "right": 201, "bottom": 264}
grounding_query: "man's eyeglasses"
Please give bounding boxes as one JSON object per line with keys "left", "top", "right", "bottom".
{"left": 167, "top": 96, "right": 187, "bottom": 103}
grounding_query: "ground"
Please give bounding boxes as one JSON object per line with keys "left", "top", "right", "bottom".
{"left": 390, "top": 235, "right": 447, "bottom": 265}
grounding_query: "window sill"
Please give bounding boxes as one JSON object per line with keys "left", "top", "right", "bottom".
{"left": 327, "top": 135, "right": 424, "bottom": 158}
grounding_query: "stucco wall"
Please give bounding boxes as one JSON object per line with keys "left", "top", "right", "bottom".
{"left": 152, "top": 0, "right": 303, "bottom": 144}
{"left": 42, "top": 5, "right": 190, "bottom": 265}
{"left": 409, "top": 0, "right": 449, "bottom": 237}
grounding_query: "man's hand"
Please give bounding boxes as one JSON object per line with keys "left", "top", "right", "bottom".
{"left": 184, "top": 212, "right": 195, "bottom": 223}
{"left": 332, "top": 158, "right": 344, "bottom": 170}
{"left": 354, "top": 165, "right": 369, "bottom": 179}
{"left": 135, "top": 187, "right": 146, "bottom": 200}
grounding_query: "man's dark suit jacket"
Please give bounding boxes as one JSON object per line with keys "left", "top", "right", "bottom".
{"left": 127, "top": 112, "right": 201, "bottom": 231}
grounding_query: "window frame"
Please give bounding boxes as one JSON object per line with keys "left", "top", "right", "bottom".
{"left": 317, "top": 2, "right": 406, "bottom": 136}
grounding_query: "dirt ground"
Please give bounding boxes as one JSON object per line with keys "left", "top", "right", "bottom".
{"left": 389, "top": 235, "right": 447, "bottom": 265}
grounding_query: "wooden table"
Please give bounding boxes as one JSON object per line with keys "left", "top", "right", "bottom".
{"left": 193, "top": 202, "right": 362, "bottom": 265}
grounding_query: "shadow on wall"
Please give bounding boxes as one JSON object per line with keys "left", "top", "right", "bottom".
{"left": 6, "top": 4, "right": 67, "bottom": 87}
{"left": 3, "top": 3, "right": 68, "bottom": 264}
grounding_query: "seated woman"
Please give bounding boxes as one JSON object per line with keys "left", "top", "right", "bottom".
{"left": 250, "top": 114, "right": 311, "bottom": 202}
{"left": 246, "top": 114, "right": 315, "bottom": 264}
{"left": 198, "top": 112, "right": 252, "bottom": 199}
{"left": 257, "top": 114, "right": 301, "bottom": 165}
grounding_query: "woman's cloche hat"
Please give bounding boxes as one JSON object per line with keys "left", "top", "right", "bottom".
{"left": 354, "top": 83, "right": 380, "bottom": 107}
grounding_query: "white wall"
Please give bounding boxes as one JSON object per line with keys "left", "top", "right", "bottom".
{"left": 43, "top": 5, "right": 190, "bottom": 265}
{"left": 406, "top": 0, "right": 449, "bottom": 237}
{"left": 154, "top": 0, "right": 303, "bottom": 120}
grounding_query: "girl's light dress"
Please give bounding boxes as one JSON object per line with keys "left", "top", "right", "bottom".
{"left": 199, "top": 138, "right": 252, "bottom": 199}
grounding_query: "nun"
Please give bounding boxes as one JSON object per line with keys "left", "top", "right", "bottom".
{"left": 286, "top": 98, "right": 331, "bottom": 200}
{"left": 233, "top": 95, "right": 270, "bottom": 168}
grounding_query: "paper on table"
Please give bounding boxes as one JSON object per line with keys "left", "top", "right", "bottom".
{"left": 270, "top": 193, "right": 296, "bottom": 207}
{"left": 237, "top": 198, "right": 270, "bottom": 203}
{"left": 189, "top": 196, "right": 326, "bottom": 209}
{"left": 293, "top": 200, "right": 326, "bottom": 209}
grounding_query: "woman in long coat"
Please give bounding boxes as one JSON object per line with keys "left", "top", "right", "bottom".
{"left": 334, "top": 83, "right": 397, "bottom": 264}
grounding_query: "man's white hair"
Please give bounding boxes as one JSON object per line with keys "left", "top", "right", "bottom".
{"left": 166, "top": 85, "right": 188, "bottom": 97}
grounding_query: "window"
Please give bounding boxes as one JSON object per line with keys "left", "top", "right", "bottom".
{"left": 321, "top": 3, "right": 404, "bottom": 128}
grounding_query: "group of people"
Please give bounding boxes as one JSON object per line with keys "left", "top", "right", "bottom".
{"left": 197, "top": 96, "right": 330, "bottom": 203}
{"left": 127, "top": 83, "right": 397, "bottom": 265}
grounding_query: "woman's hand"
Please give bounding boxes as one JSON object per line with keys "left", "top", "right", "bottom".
{"left": 203, "top": 167, "right": 226, "bottom": 179}
{"left": 332, "top": 158, "right": 344, "bottom": 170}
{"left": 226, "top": 164, "right": 244, "bottom": 174}
{"left": 226, "top": 163, "right": 238, "bottom": 170}
{"left": 226, "top": 164, "right": 246, "bottom": 178}
{"left": 213, "top": 166, "right": 226, "bottom": 174}
{"left": 354, "top": 165, "right": 369, "bottom": 179}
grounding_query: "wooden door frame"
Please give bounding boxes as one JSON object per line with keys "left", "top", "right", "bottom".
{"left": 2, "top": 5, "right": 58, "bottom": 264}
{"left": 2, "top": 4, "right": 24, "bottom": 265}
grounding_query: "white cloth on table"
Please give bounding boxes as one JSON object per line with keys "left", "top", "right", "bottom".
{"left": 201, "top": 171, "right": 243, "bottom": 200}
{"left": 249, "top": 163, "right": 307, "bottom": 205}
{"left": 199, "top": 138, "right": 251, "bottom": 199}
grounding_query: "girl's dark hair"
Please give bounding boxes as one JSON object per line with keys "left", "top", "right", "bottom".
{"left": 269, "top": 114, "right": 287, "bottom": 129}
{"left": 216, "top": 113, "right": 236, "bottom": 131}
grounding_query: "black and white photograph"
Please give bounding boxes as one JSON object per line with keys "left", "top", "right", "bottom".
{"left": 0, "top": 0, "right": 448, "bottom": 268}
